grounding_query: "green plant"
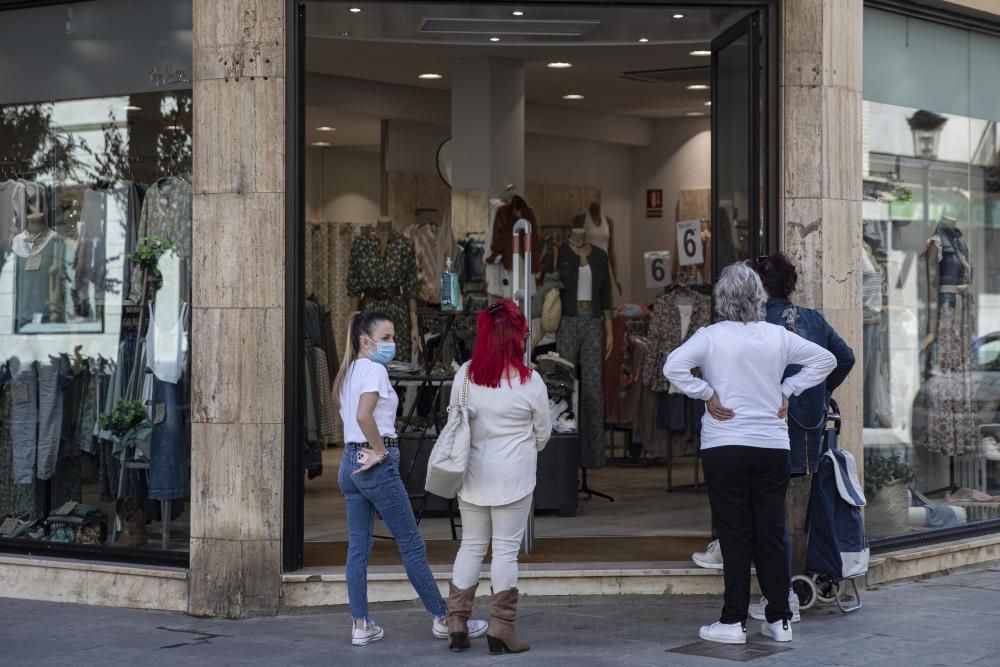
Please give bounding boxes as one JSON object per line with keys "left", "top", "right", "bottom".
{"left": 98, "top": 400, "right": 148, "bottom": 438}
{"left": 126, "top": 237, "right": 173, "bottom": 277}
{"left": 864, "top": 455, "right": 914, "bottom": 496}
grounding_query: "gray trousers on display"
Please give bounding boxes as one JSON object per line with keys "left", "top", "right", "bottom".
{"left": 557, "top": 314, "right": 604, "bottom": 469}
{"left": 10, "top": 359, "right": 65, "bottom": 484}
{"left": 863, "top": 320, "right": 893, "bottom": 428}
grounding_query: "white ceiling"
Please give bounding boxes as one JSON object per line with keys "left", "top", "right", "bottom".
{"left": 305, "top": 2, "right": 746, "bottom": 144}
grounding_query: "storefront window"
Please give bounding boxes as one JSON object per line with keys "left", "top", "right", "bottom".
{"left": 862, "top": 8, "right": 1000, "bottom": 538}
{"left": 0, "top": 0, "right": 192, "bottom": 553}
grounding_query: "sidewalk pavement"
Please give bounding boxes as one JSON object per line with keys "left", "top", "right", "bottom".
{"left": 3, "top": 565, "right": 1000, "bottom": 666}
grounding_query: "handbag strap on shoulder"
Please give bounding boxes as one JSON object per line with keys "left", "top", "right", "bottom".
{"left": 461, "top": 365, "right": 470, "bottom": 406}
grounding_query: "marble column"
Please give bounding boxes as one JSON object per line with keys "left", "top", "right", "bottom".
{"left": 780, "top": 0, "right": 864, "bottom": 571}
{"left": 189, "top": 0, "right": 286, "bottom": 618}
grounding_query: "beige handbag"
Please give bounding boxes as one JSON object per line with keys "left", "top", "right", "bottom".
{"left": 425, "top": 367, "right": 474, "bottom": 499}
{"left": 540, "top": 287, "right": 562, "bottom": 334}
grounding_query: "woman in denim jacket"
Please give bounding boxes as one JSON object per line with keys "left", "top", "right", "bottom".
{"left": 751, "top": 252, "right": 855, "bottom": 621}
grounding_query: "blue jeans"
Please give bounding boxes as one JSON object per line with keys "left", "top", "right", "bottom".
{"left": 338, "top": 443, "right": 447, "bottom": 622}
{"left": 149, "top": 378, "right": 190, "bottom": 500}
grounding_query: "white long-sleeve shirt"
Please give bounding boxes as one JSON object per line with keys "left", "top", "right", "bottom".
{"left": 449, "top": 362, "right": 552, "bottom": 506}
{"left": 663, "top": 321, "right": 836, "bottom": 450}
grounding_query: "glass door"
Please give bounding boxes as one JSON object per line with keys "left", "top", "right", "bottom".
{"left": 711, "top": 12, "right": 765, "bottom": 280}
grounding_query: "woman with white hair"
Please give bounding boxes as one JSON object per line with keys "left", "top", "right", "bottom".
{"left": 664, "top": 262, "right": 835, "bottom": 646}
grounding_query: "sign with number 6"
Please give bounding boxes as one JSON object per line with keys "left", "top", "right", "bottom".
{"left": 676, "top": 219, "right": 704, "bottom": 266}
{"left": 643, "top": 251, "right": 673, "bottom": 288}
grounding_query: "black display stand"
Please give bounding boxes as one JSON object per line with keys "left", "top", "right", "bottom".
{"left": 579, "top": 468, "right": 615, "bottom": 502}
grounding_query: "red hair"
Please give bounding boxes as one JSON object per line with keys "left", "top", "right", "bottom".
{"left": 468, "top": 300, "right": 532, "bottom": 388}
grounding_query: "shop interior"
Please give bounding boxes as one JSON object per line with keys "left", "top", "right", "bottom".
{"left": 300, "top": 2, "right": 758, "bottom": 565}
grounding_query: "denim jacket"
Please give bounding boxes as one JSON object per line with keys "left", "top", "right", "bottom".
{"left": 766, "top": 298, "right": 856, "bottom": 430}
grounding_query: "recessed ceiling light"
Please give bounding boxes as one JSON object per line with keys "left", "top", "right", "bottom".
{"left": 547, "top": 62, "right": 572, "bottom": 69}
{"left": 673, "top": 13, "right": 685, "bottom": 19}
{"left": 512, "top": 10, "right": 524, "bottom": 16}
{"left": 685, "top": 111, "right": 706, "bottom": 117}
{"left": 340, "top": 31, "right": 351, "bottom": 37}
{"left": 687, "top": 84, "right": 709, "bottom": 90}
{"left": 690, "top": 50, "right": 711, "bottom": 57}
{"left": 418, "top": 73, "right": 443, "bottom": 80}
{"left": 312, "top": 141, "right": 331, "bottom": 147}
{"left": 562, "top": 94, "right": 584, "bottom": 100}
{"left": 349, "top": 7, "right": 362, "bottom": 13}
{"left": 490, "top": 36, "right": 501, "bottom": 42}
{"left": 164, "top": 125, "right": 185, "bottom": 131}
{"left": 703, "top": 101, "right": 712, "bottom": 106}
{"left": 124, "top": 105, "right": 142, "bottom": 111}
{"left": 316, "top": 126, "right": 336, "bottom": 131}
{"left": 638, "top": 37, "right": 649, "bottom": 43}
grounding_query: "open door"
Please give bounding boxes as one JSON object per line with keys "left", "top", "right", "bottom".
{"left": 711, "top": 12, "right": 765, "bottom": 281}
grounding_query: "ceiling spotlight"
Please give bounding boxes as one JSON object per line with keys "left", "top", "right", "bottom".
{"left": 349, "top": 7, "right": 362, "bottom": 13}
{"left": 562, "top": 94, "right": 584, "bottom": 100}
{"left": 685, "top": 111, "right": 706, "bottom": 117}
{"left": 312, "top": 141, "right": 331, "bottom": 147}
{"left": 690, "top": 50, "right": 711, "bottom": 56}
{"left": 490, "top": 36, "right": 501, "bottom": 42}
{"left": 703, "top": 101, "right": 712, "bottom": 106}
{"left": 512, "top": 10, "right": 524, "bottom": 16}
{"left": 316, "top": 126, "right": 336, "bottom": 131}
{"left": 687, "top": 84, "right": 709, "bottom": 90}
{"left": 164, "top": 125, "right": 185, "bottom": 131}
{"left": 340, "top": 31, "right": 351, "bottom": 37}
{"left": 547, "top": 62, "right": 572, "bottom": 69}
{"left": 124, "top": 105, "right": 142, "bottom": 111}
{"left": 418, "top": 73, "right": 443, "bottom": 79}
{"left": 638, "top": 37, "right": 649, "bottom": 43}
{"left": 673, "top": 13, "right": 685, "bottom": 19}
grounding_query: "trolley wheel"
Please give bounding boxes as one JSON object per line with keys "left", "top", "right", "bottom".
{"left": 814, "top": 575, "right": 843, "bottom": 603}
{"left": 791, "top": 575, "right": 818, "bottom": 610}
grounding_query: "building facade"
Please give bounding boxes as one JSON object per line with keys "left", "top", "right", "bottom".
{"left": 1, "top": 0, "right": 999, "bottom": 619}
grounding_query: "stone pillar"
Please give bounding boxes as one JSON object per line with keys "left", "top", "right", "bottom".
{"left": 189, "top": 0, "right": 286, "bottom": 618}
{"left": 780, "top": 0, "right": 863, "bottom": 571}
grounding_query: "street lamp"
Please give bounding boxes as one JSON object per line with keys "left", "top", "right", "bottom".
{"left": 907, "top": 109, "right": 948, "bottom": 159}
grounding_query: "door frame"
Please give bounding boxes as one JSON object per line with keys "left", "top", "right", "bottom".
{"left": 282, "top": 0, "right": 781, "bottom": 572}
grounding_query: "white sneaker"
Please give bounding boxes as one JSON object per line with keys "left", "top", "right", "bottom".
{"left": 761, "top": 619, "right": 793, "bottom": 642}
{"left": 698, "top": 621, "right": 746, "bottom": 645}
{"left": 432, "top": 617, "right": 488, "bottom": 639}
{"left": 692, "top": 540, "right": 724, "bottom": 570}
{"left": 749, "top": 592, "right": 801, "bottom": 623}
{"left": 982, "top": 436, "right": 1000, "bottom": 461}
{"left": 352, "top": 621, "right": 385, "bottom": 646}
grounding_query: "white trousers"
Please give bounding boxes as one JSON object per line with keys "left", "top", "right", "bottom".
{"left": 451, "top": 494, "right": 533, "bottom": 592}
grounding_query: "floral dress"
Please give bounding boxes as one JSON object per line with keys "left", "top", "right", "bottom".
{"left": 346, "top": 230, "right": 417, "bottom": 360}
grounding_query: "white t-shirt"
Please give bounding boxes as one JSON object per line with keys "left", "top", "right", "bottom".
{"left": 339, "top": 358, "right": 399, "bottom": 443}
{"left": 663, "top": 321, "right": 836, "bottom": 450}
{"left": 576, "top": 263, "right": 593, "bottom": 301}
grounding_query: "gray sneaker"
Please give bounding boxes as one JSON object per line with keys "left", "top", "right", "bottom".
{"left": 352, "top": 621, "right": 385, "bottom": 647}
{"left": 749, "top": 593, "right": 801, "bottom": 623}
{"left": 692, "top": 540, "right": 724, "bottom": 570}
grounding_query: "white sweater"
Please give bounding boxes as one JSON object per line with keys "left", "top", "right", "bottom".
{"left": 663, "top": 321, "right": 836, "bottom": 450}
{"left": 449, "top": 363, "right": 552, "bottom": 506}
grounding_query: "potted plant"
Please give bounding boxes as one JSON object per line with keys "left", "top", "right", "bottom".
{"left": 126, "top": 236, "right": 173, "bottom": 297}
{"left": 864, "top": 455, "right": 914, "bottom": 538}
{"left": 99, "top": 400, "right": 149, "bottom": 439}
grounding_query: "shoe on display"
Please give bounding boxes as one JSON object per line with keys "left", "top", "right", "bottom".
{"left": 352, "top": 621, "right": 385, "bottom": 647}
{"left": 692, "top": 539, "right": 724, "bottom": 570}
{"left": 749, "top": 592, "right": 800, "bottom": 623}
{"left": 982, "top": 436, "right": 1000, "bottom": 461}
{"left": 432, "top": 617, "right": 488, "bottom": 640}
{"left": 761, "top": 619, "right": 793, "bottom": 642}
{"left": 698, "top": 621, "right": 746, "bottom": 645}
{"left": 554, "top": 413, "right": 577, "bottom": 433}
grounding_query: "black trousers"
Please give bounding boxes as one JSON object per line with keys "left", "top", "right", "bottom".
{"left": 701, "top": 446, "right": 792, "bottom": 625}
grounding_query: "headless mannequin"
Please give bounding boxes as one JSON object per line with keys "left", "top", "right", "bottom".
{"left": 350, "top": 216, "right": 422, "bottom": 358}
{"left": 575, "top": 202, "right": 621, "bottom": 295}
{"left": 567, "top": 228, "right": 614, "bottom": 359}
{"left": 921, "top": 214, "right": 968, "bottom": 353}
{"left": 21, "top": 212, "right": 52, "bottom": 250}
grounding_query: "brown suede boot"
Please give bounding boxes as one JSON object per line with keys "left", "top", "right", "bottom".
{"left": 447, "top": 581, "right": 478, "bottom": 651}
{"left": 486, "top": 588, "right": 529, "bottom": 654}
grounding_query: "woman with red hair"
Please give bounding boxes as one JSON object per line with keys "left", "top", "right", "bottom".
{"left": 444, "top": 300, "right": 551, "bottom": 655}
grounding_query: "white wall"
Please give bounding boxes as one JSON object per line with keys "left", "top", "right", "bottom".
{"left": 630, "top": 117, "right": 712, "bottom": 304}
{"left": 309, "top": 146, "right": 381, "bottom": 224}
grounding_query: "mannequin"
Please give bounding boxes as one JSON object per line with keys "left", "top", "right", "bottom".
{"left": 348, "top": 216, "right": 421, "bottom": 360}
{"left": 557, "top": 227, "right": 614, "bottom": 471}
{"left": 487, "top": 193, "right": 542, "bottom": 299}
{"left": 915, "top": 213, "right": 977, "bottom": 455}
{"left": 574, "top": 202, "right": 622, "bottom": 295}
{"left": 12, "top": 212, "right": 65, "bottom": 328}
